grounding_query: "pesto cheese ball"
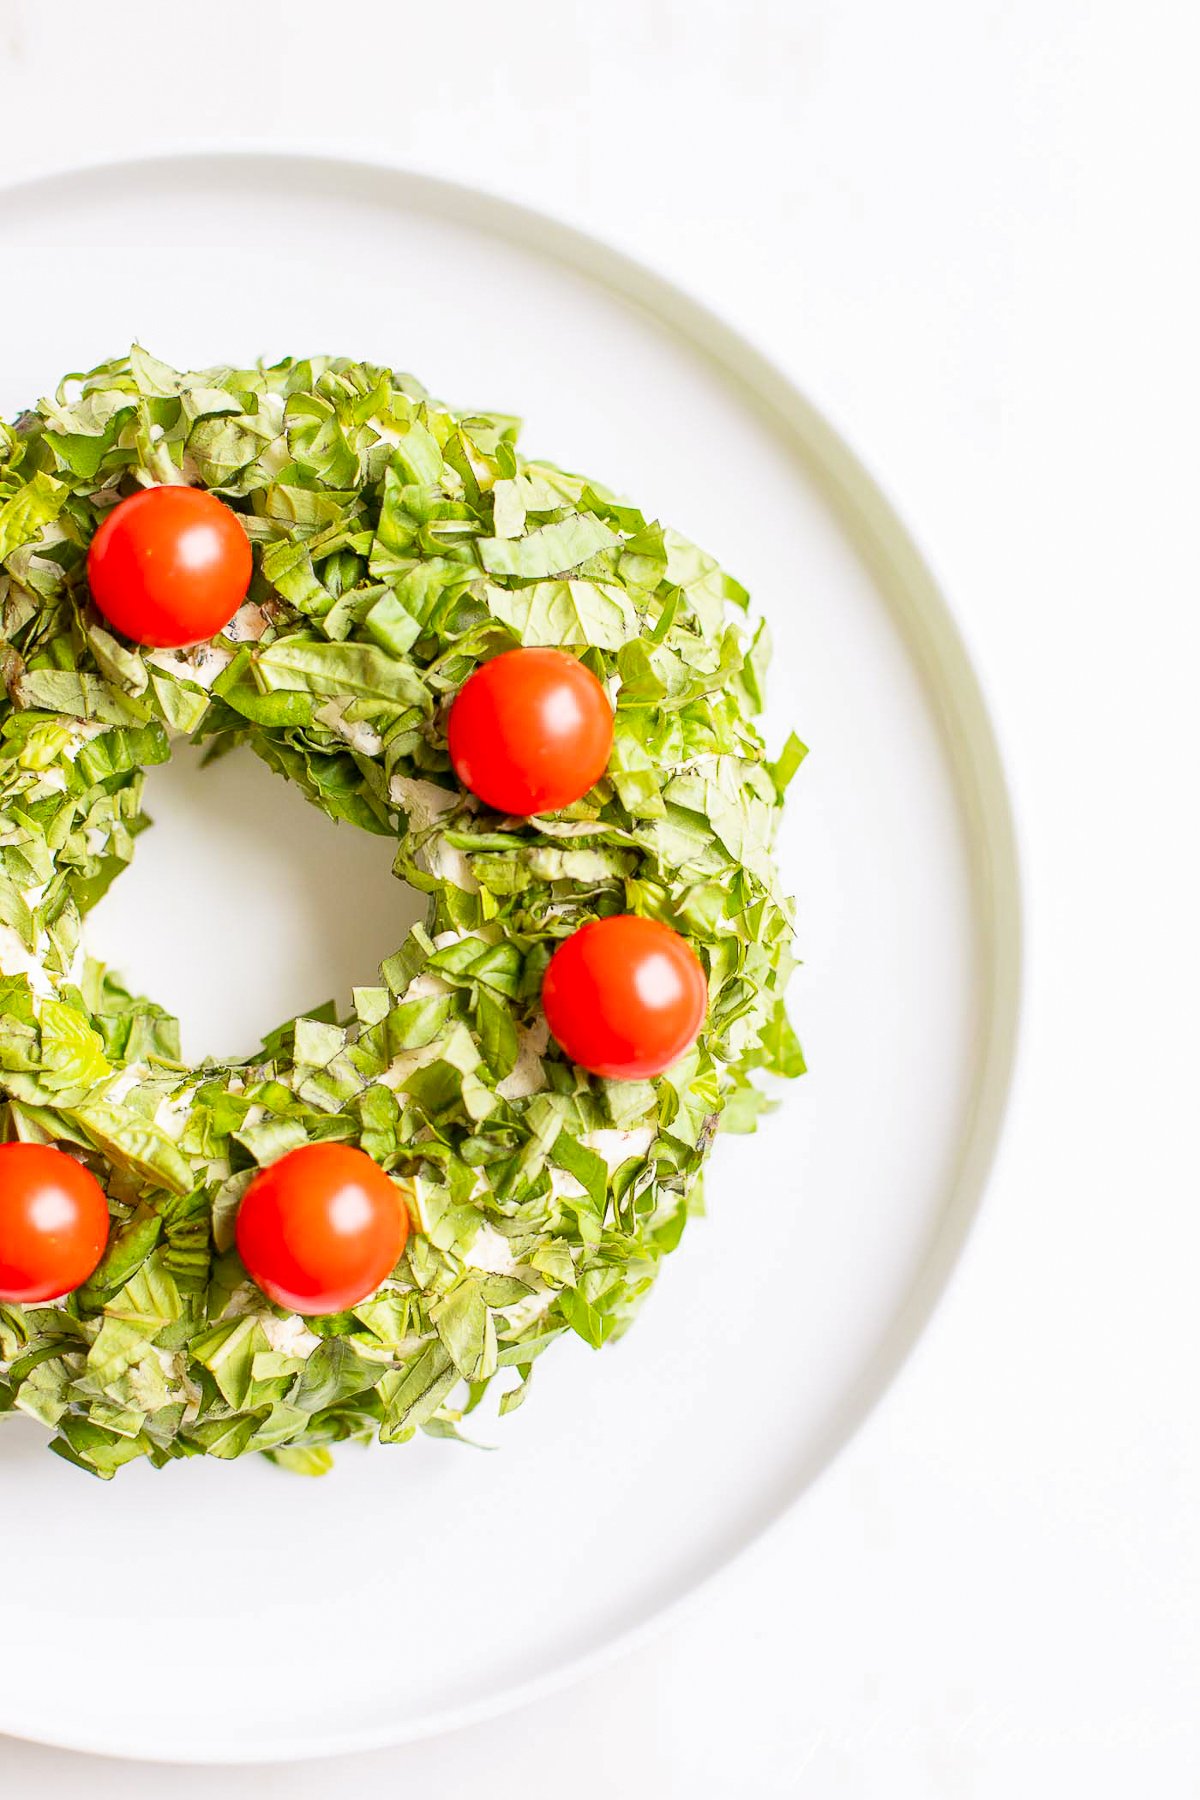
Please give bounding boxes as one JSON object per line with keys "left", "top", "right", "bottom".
{"left": 0, "top": 350, "right": 804, "bottom": 1478}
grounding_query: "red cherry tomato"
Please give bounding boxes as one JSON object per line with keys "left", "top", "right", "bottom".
{"left": 0, "top": 1143, "right": 110, "bottom": 1304}
{"left": 542, "top": 915, "right": 708, "bottom": 1080}
{"left": 236, "top": 1143, "right": 410, "bottom": 1316}
{"left": 448, "top": 647, "right": 613, "bottom": 815}
{"left": 87, "top": 485, "right": 252, "bottom": 649}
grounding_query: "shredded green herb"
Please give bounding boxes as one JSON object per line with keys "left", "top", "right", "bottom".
{"left": 0, "top": 349, "right": 805, "bottom": 1477}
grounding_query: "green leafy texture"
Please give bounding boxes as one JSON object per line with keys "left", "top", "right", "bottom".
{"left": 0, "top": 349, "right": 804, "bottom": 1477}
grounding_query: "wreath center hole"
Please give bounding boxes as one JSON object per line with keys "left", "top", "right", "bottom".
{"left": 86, "top": 737, "right": 426, "bottom": 1065}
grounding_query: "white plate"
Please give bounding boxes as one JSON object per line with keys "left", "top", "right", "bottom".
{"left": 0, "top": 152, "right": 1020, "bottom": 1763}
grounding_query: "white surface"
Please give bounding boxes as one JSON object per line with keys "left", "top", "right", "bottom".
{"left": 0, "top": 0, "right": 1197, "bottom": 1792}
{"left": 0, "top": 152, "right": 1016, "bottom": 1760}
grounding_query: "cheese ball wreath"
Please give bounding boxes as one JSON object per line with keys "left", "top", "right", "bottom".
{"left": 0, "top": 350, "right": 804, "bottom": 1478}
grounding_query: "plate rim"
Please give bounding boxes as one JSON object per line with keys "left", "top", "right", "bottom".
{"left": 0, "top": 145, "right": 1024, "bottom": 1765}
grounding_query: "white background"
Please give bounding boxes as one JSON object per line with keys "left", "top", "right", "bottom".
{"left": 0, "top": 0, "right": 1197, "bottom": 1793}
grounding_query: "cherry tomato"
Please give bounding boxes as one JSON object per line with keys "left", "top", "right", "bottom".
{"left": 0, "top": 1143, "right": 110, "bottom": 1304}
{"left": 236, "top": 1143, "right": 410, "bottom": 1316}
{"left": 87, "top": 484, "right": 252, "bottom": 649}
{"left": 542, "top": 915, "right": 708, "bottom": 1080}
{"left": 448, "top": 647, "right": 613, "bottom": 815}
